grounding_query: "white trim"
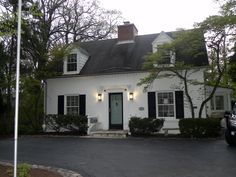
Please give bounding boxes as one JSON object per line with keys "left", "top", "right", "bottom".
{"left": 117, "top": 40, "right": 135, "bottom": 45}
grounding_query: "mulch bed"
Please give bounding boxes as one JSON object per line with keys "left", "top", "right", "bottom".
{"left": 0, "top": 164, "right": 63, "bottom": 177}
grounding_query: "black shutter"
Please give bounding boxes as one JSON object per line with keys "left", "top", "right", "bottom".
{"left": 58, "top": 95, "right": 64, "bottom": 115}
{"left": 175, "top": 91, "right": 184, "bottom": 119}
{"left": 148, "top": 92, "right": 156, "bottom": 118}
{"left": 79, "top": 95, "right": 86, "bottom": 116}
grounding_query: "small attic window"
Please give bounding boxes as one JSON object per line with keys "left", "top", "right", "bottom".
{"left": 158, "top": 49, "right": 176, "bottom": 65}
{"left": 170, "top": 51, "right": 176, "bottom": 64}
{"left": 153, "top": 50, "right": 176, "bottom": 68}
{"left": 162, "top": 51, "right": 171, "bottom": 63}
{"left": 67, "top": 54, "right": 77, "bottom": 72}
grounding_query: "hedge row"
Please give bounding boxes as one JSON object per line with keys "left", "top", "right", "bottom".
{"left": 179, "top": 118, "right": 221, "bottom": 138}
{"left": 129, "top": 117, "right": 164, "bottom": 136}
{"left": 45, "top": 114, "right": 88, "bottom": 135}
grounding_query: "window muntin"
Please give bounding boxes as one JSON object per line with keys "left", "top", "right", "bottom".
{"left": 66, "top": 96, "right": 79, "bottom": 115}
{"left": 67, "top": 54, "right": 77, "bottom": 72}
{"left": 157, "top": 92, "right": 174, "bottom": 117}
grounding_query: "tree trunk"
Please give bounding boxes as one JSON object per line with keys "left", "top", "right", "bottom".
{"left": 198, "top": 71, "right": 223, "bottom": 118}
{"left": 183, "top": 71, "right": 195, "bottom": 118}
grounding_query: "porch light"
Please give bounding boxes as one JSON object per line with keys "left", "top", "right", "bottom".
{"left": 98, "top": 93, "right": 102, "bottom": 101}
{"left": 129, "top": 92, "right": 134, "bottom": 100}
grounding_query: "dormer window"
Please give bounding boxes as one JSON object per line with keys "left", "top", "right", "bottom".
{"left": 153, "top": 50, "right": 176, "bottom": 68}
{"left": 162, "top": 51, "right": 171, "bottom": 64}
{"left": 170, "top": 51, "right": 176, "bottom": 64}
{"left": 155, "top": 46, "right": 176, "bottom": 65}
{"left": 63, "top": 47, "right": 89, "bottom": 75}
{"left": 151, "top": 31, "right": 175, "bottom": 67}
{"left": 67, "top": 54, "right": 77, "bottom": 72}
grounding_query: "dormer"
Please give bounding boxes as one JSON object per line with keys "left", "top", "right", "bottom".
{"left": 152, "top": 31, "right": 175, "bottom": 66}
{"left": 152, "top": 31, "right": 173, "bottom": 52}
{"left": 63, "top": 47, "right": 89, "bottom": 75}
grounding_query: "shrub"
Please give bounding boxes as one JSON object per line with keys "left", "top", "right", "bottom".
{"left": 45, "top": 114, "right": 67, "bottom": 132}
{"left": 45, "top": 114, "right": 88, "bottom": 135}
{"left": 0, "top": 114, "right": 14, "bottom": 135}
{"left": 19, "top": 124, "right": 36, "bottom": 135}
{"left": 179, "top": 118, "right": 221, "bottom": 138}
{"left": 7, "top": 163, "right": 31, "bottom": 177}
{"left": 129, "top": 117, "right": 164, "bottom": 136}
{"left": 63, "top": 115, "right": 88, "bottom": 135}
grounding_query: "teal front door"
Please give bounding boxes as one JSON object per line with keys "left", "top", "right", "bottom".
{"left": 109, "top": 93, "right": 123, "bottom": 129}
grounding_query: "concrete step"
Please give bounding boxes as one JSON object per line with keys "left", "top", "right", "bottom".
{"left": 90, "top": 130, "right": 128, "bottom": 138}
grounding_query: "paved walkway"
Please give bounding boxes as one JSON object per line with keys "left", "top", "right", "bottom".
{"left": 0, "top": 137, "right": 236, "bottom": 177}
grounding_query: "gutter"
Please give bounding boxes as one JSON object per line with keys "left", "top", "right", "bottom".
{"left": 43, "top": 80, "right": 47, "bottom": 131}
{"left": 46, "top": 65, "right": 209, "bottom": 80}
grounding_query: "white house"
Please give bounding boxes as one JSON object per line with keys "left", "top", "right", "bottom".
{"left": 45, "top": 22, "right": 232, "bottom": 134}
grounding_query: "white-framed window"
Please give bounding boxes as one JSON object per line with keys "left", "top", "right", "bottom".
{"left": 152, "top": 48, "right": 175, "bottom": 68}
{"left": 170, "top": 51, "right": 176, "bottom": 64}
{"left": 67, "top": 54, "right": 77, "bottom": 72}
{"left": 157, "top": 92, "right": 175, "bottom": 117}
{"left": 66, "top": 95, "right": 79, "bottom": 115}
{"left": 211, "top": 95, "right": 224, "bottom": 111}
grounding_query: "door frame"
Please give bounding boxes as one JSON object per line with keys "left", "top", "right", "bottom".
{"left": 109, "top": 92, "right": 123, "bottom": 130}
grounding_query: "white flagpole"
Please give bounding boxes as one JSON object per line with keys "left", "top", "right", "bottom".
{"left": 14, "top": 0, "right": 22, "bottom": 177}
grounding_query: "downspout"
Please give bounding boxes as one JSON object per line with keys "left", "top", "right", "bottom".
{"left": 204, "top": 83, "right": 208, "bottom": 118}
{"left": 203, "top": 70, "right": 208, "bottom": 118}
{"left": 43, "top": 80, "right": 47, "bottom": 131}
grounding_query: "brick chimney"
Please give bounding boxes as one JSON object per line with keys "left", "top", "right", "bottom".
{"left": 118, "top": 21, "right": 138, "bottom": 42}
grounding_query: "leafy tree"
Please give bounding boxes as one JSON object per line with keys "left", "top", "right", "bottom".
{"left": 139, "top": 0, "right": 236, "bottom": 118}
{"left": 0, "top": 0, "right": 122, "bottom": 133}
{"left": 229, "top": 47, "right": 236, "bottom": 82}
{"left": 228, "top": 45, "right": 236, "bottom": 99}
{"left": 58, "top": 0, "right": 122, "bottom": 43}
{"left": 196, "top": 8, "right": 236, "bottom": 117}
{"left": 0, "top": 0, "right": 38, "bottom": 133}
{"left": 0, "top": 43, "right": 9, "bottom": 134}
{"left": 0, "top": 0, "right": 18, "bottom": 128}
{"left": 138, "top": 29, "right": 206, "bottom": 118}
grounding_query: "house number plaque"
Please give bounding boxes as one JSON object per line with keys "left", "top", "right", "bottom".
{"left": 139, "top": 107, "right": 144, "bottom": 111}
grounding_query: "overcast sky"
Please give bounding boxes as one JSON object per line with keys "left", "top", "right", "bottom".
{"left": 100, "top": 0, "right": 221, "bottom": 35}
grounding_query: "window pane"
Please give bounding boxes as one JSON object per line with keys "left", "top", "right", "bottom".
{"left": 68, "top": 54, "right": 77, "bottom": 62}
{"left": 67, "top": 63, "right": 77, "bottom": 71}
{"left": 158, "top": 105, "right": 164, "bottom": 117}
{"left": 210, "top": 98, "right": 214, "bottom": 110}
{"left": 168, "top": 93, "right": 173, "bottom": 104}
{"left": 67, "top": 96, "right": 71, "bottom": 106}
{"left": 158, "top": 93, "right": 162, "bottom": 104}
{"left": 167, "top": 105, "right": 174, "bottom": 117}
{"left": 215, "top": 96, "right": 224, "bottom": 110}
{"left": 67, "top": 107, "right": 78, "bottom": 115}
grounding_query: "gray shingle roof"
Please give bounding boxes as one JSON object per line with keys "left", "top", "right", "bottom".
{"left": 77, "top": 32, "right": 209, "bottom": 75}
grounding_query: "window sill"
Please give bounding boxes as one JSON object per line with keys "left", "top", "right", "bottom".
{"left": 153, "top": 63, "right": 175, "bottom": 68}
{"left": 63, "top": 71, "right": 80, "bottom": 75}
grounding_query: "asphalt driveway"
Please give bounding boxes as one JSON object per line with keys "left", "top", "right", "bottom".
{"left": 0, "top": 137, "right": 236, "bottom": 177}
